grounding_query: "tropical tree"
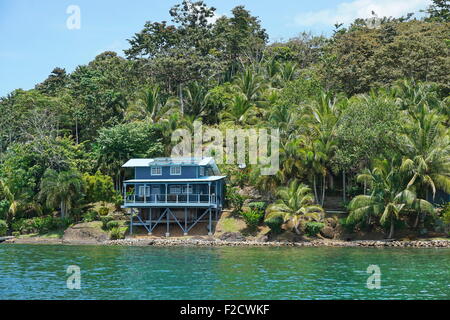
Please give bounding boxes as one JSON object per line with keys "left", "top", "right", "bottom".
{"left": 348, "top": 159, "right": 435, "bottom": 238}
{"left": 39, "top": 169, "right": 84, "bottom": 218}
{"left": 221, "top": 94, "right": 256, "bottom": 126}
{"left": 0, "top": 180, "right": 21, "bottom": 232}
{"left": 265, "top": 180, "right": 324, "bottom": 234}
{"left": 126, "top": 85, "right": 177, "bottom": 123}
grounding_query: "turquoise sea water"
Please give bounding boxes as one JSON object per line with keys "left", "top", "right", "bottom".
{"left": 0, "top": 244, "right": 448, "bottom": 300}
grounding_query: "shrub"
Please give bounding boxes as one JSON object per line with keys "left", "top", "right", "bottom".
{"left": 226, "top": 187, "right": 246, "bottom": 213}
{"left": 264, "top": 214, "right": 284, "bottom": 234}
{"left": 0, "top": 220, "right": 7, "bottom": 236}
{"left": 248, "top": 202, "right": 267, "bottom": 213}
{"left": 82, "top": 210, "right": 99, "bottom": 222}
{"left": 101, "top": 216, "right": 114, "bottom": 230}
{"left": 106, "top": 221, "right": 120, "bottom": 230}
{"left": 12, "top": 231, "right": 20, "bottom": 237}
{"left": 241, "top": 209, "right": 264, "bottom": 230}
{"left": 110, "top": 227, "right": 126, "bottom": 240}
{"left": 339, "top": 218, "right": 357, "bottom": 232}
{"left": 9, "top": 216, "right": 72, "bottom": 235}
{"left": 305, "top": 222, "right": 325, "bottom": 237}
{"left": 442, "top": 203, "right": 450, "bottom": 224}
{"left": 98, "top": 206, "right": 109, "bottom": 216}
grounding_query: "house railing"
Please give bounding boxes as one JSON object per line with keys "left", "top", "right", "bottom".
{"left": 125, "top": 193, "right": 217, "bottom": 205}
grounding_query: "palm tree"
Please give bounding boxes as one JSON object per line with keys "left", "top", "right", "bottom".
{"left": 0, "top": 180, "right": 20, "bottom": 233}
{"left": 278, "top": 61, "right": 298, "bottom": 83}
{"left": 349, "top": 159, "right": 435, "bottom": 238}
{"left": 265, "top": 180, "right": 324, "bottom": 234}
{"left": 234, "top": 67, "right": 266, "bottom": 103}
{"left": 39, "top": 169, "right": 84, "bottom": 218}
{"left": 400, "top": 107, "right": 450, "bottom": 226}
{"left": 182, "top": 82, "right": 210, "bottom": 119}
{"left": 126, "top": 85, "right": 177, "bottom": 123}
{"left": 221, "top": 94, "right": 256, "bottom": 126}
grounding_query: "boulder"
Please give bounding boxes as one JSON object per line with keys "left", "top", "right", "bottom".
{"left": 219, "top": 232, "right": 246, "bottom": 242}
{"left": 320, "top": 226, "right": 336, "bottom": 239}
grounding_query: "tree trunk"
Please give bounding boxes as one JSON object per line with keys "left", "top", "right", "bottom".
{"left": 342, "top": 170, "right": 346, "bottom": 203}
{"left": 61, "top": 200, "right": 65, "bottom": 219}
{"left": 321, "top": 175, "right": 326, "bottom": 206}
{"left": 179, "top": 83, "right": 184, "bottom": 115}
{"left": 388, "top": 216, "right": 395, "bottom": 239}
{"left": 313, "top": 176, "right": 319, "bottom": 205}
{"left": 413, "top": 211, "right": 420, "bottom": 228}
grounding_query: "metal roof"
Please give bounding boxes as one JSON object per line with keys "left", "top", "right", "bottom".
{"left": 124, "top": 176, "right": 226, "bottom": 183}
{"left": 122, "top": 157, "right": 215, "bottom": 167}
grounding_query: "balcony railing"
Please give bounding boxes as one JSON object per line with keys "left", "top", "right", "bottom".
{"left": 124, "top": 193, "right": 217, "bottom": 205}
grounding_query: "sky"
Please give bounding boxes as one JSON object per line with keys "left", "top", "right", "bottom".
{"left": 0, "top": 0, "right": 432, "bottom": 97}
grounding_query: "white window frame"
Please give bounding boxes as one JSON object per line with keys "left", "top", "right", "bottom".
{"left": 199, "top": 166, "right": 205, "bottom": 176}
{"left": 170, "top": 166, "right": 182, "bottom": 176}
{"left": 139, "top": 186, "right": 150, "bottom": 197}
{"left": 182, "top": 185, "right": 193, "bottom": 194}
{"left": 151, "top": 166, "right": 162, "bottom": 176}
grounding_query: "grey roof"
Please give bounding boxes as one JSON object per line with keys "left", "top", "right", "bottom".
{"left": 124, "top": 176, "right": 226, "bottom": 183}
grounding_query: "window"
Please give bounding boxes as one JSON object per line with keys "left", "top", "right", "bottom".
{"left": 199, "top": 166, "right": 205, "bottom": 176}
{"left": 169, "top": 185, "right": 181, "bottom": 194}
{"left": 170, "top": 166, "right": 181, "bottom": 175}
{"left": 182, "top": 185, "right": 193, "bottom": 194}
{"left": 151, "top": 166, "right": 162, "bottom": 176}
{"left": 139, "top": 186, "right": 150, "bottom": 196}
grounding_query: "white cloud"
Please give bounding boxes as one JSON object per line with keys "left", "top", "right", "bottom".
{"left": 294, "top": 0, "right": 431, "bottom": 26}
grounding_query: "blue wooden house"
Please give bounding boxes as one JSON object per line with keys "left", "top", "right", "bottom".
{"left": 122, "top": 157, "right": 226, "bottom": 236}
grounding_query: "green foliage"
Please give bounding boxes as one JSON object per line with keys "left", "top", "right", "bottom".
{"left": 264, "top": 214, "right": 284, "bottom": 234}
{"left": 248, "top": 202, "right": 267, "bottom": 213}
{"left": 106, "top": 221, "right": 120, "bottom": 230}
{"left": 442, "top": 203, "right": 450, "bottom": 224}
{"left": 0, "top": 220, "right": 7, "bottom": 236}
{"left": 98, "top": 206, "right": 109, "bottom": 216}
{"left": 11, "top": 216, "right": 72, "bottom": 235}
{"left": 241, "top": 209, "right": 264, "bottom": 230}
{"left": 82, "top": 210, "right": 99, "bottom": 223}
{"left": 83, "top": 172, "right": 115, "bottom": 204}
{"left": 305, "top": 222, "right": 325, "bottom": 237}
{"left": 226, "top": 187, "right": 246, "bottom": 213}
{"left": 101, "top": 216, "right": 115, "bottom": 230}
{"left": 109, "top": 227, "right": 127, "bottom": 240}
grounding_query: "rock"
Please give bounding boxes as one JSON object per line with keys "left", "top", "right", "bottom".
{"left": 62, "top": 222, "right": 109, "bottom": 244}
{"left": 320, "top": 226, "right": 336, "bottom": 239}
{"left": 219, "top": 232, "right": 246, "bottom": 242}
{"left": 325, "top": 218, "right": 337, "bottom": 228}
{"left": 255, "top": 235, "right": 269, "bottom": 243}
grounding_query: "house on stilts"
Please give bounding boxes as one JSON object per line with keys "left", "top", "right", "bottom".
{"left": 122, "top": 157, "right": 226, "bottom": 236}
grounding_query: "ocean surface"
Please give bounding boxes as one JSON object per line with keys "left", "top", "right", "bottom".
{"left": 0, "top": 244, "right": 448, "bottom": 300}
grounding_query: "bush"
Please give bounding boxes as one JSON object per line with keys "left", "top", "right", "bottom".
{"left": 110, "top": 227, "right": 126, "bottom": 240}
{"left": 10, "top": 216, "right": 72, "bottom": 235}
{"left": 98, "top": 206, "right": 109, "bottom": 216}
{"left": 264, "top": 214, "right": 284, "bottom": 234}
{"left": 12, "top": 231, "right": 20, "bottom": 237}
{"left": 0, "top": 220, "right": 7, "bottom": 236}
{"left": 305, "top": 222, "right": 325, "bottom": 237}
{"left": 226, "top": 187, "right": 246, "bottom": 213}
{"left": 339, "top": 218, "right": 357, "bottom": 232}
{"left": 101, "top": 216, "right": 114, "bottom": 230}
{"left": 248, "top": 202, "right": 267, "bottom": 212}
{"left": 82, "top": 210, "right": 99, "bottom": 222}
{"left": 442, "top": 203, "right": 450, "bottom": 224}
{"left": 106, "top": 221, "right": 120, "bottom": 230}
{"left": 241, "top": 209, "right": 264, "bottom": 230}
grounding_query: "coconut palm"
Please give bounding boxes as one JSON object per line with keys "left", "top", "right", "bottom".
{"left": 221, "top": 94, "right": 256, "bottom": 126}
{"left": 234, "top": 67, "right": 266, "bottom": 103}
{"left": 349, "top": 159, "right": 435, "bottom": 238}
{"left": 265, "top": 180, "right": 324, "bottom": 234}
{"left": 39, "top": 169, "right": 84, "bottom": 218}
{"left": 0, "top": 180, "right": 20, "bottom": 233}
{"left": 126, "top": 85, "right": 177, "bottom": 123}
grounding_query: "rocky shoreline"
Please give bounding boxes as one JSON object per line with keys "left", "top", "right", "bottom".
{"left": 103, "top": 238, "right": 450, "bottom": 248}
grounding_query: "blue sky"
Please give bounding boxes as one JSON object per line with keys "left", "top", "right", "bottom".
{"left": 0, "top": 0, "right": 431, "bottom": 97}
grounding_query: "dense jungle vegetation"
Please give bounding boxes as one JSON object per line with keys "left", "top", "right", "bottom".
{"left": 0, "top": 0, "right": 449, "bottom": 239}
